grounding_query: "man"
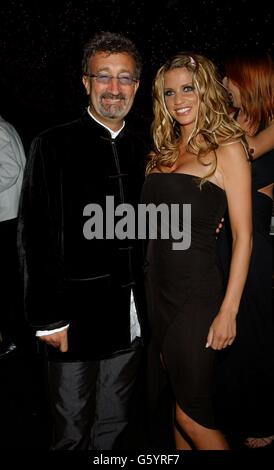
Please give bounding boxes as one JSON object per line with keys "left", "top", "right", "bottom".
{"left": 0, "top": 115, "right": 26, "bottom": 358}
{"left": 18, "top": 31, "right": 148, "bottom": 450}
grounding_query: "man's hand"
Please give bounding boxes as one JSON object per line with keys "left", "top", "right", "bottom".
{"left": 39, "top": 329, "right": 68, "bottom": 352}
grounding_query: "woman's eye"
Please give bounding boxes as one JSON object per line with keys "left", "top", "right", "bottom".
{"left": 164, "top": 85, "right": 194, "bottom": 97}
{"left": 183, "top": 85, "right": 194, "bottom": 92}
{"left": 164, "top": 90, "right": 174, "bottom": 97}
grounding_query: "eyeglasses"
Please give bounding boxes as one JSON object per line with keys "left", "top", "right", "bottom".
{"left": 86, "top": 74, "right": 138, "bottom": 86}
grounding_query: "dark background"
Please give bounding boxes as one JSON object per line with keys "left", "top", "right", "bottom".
{"left": 0, "top": 0, "right": 273, "bottom": 149}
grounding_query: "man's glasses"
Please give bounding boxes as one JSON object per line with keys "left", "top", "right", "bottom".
{"left": 86, "top": 74, "right": 138, "bottom": 86}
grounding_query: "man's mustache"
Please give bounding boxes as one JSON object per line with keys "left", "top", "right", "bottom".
{"left": 101, "top": 92, "right": 125, "bottom": 100}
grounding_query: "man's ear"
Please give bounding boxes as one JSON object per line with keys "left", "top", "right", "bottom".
{"left": 134, "top": 80, "right": 140, "bottom": 93}
{"left": 82, "top": 75, "right": 90, "bottom": 95}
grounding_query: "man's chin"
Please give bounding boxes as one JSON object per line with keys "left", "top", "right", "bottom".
{"left": 102, "top": 108, "right": 126, "bottom": 120}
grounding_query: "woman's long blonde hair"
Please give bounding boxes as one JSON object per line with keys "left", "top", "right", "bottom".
{"left": 147, "top": 52, "right": 245, "bottom": 184}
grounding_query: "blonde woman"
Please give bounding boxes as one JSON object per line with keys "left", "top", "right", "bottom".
{"left": 142, "top": 53, "right": 252, "bottom": 450}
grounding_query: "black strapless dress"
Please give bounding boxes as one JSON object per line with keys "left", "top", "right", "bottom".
{"left": 142, "top": 173, "right": 227, "bottom": 429}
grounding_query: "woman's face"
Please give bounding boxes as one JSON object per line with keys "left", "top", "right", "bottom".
{"left": 223, "top": 76, "right": 242, "bottom": 108}
{"left": 163, "top": 67, "right": 199, "bottom": 130}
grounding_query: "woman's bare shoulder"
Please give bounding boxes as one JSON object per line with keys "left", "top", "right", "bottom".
{"left": 218, "top": 139, "right": 248, "bottom": 160}
{"left": 216, "top": 140, "right": 250, "bottom": 180}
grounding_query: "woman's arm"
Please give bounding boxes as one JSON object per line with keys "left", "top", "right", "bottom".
{"left": 206, "top": 141, "right": 252, "bottom": 350}
{"left": 246, "top": 122, "right": 274, "bottom": 159}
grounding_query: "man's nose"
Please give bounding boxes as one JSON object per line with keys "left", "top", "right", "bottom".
{"left": 107, "top": 77, "right": 121, "bottom": 93}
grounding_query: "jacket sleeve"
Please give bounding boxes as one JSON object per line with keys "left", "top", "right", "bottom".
{"left": 0, "top": 126, "right": 21, "bottom": 193}
{"left": 17, "top": 135, "right": 68, "bottom": 330}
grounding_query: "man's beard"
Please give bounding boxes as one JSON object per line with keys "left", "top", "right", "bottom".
{"left": 99, "top": 92, "right": 126, "bottom": 119}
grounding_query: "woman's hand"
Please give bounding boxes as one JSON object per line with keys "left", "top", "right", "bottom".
{"left": 206, "top": 311, "right": 236, "bottom": 350}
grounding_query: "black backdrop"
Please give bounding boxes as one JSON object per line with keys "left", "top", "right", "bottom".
{"left": 0, "top": 0, "right": 273, "bottom": 149}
